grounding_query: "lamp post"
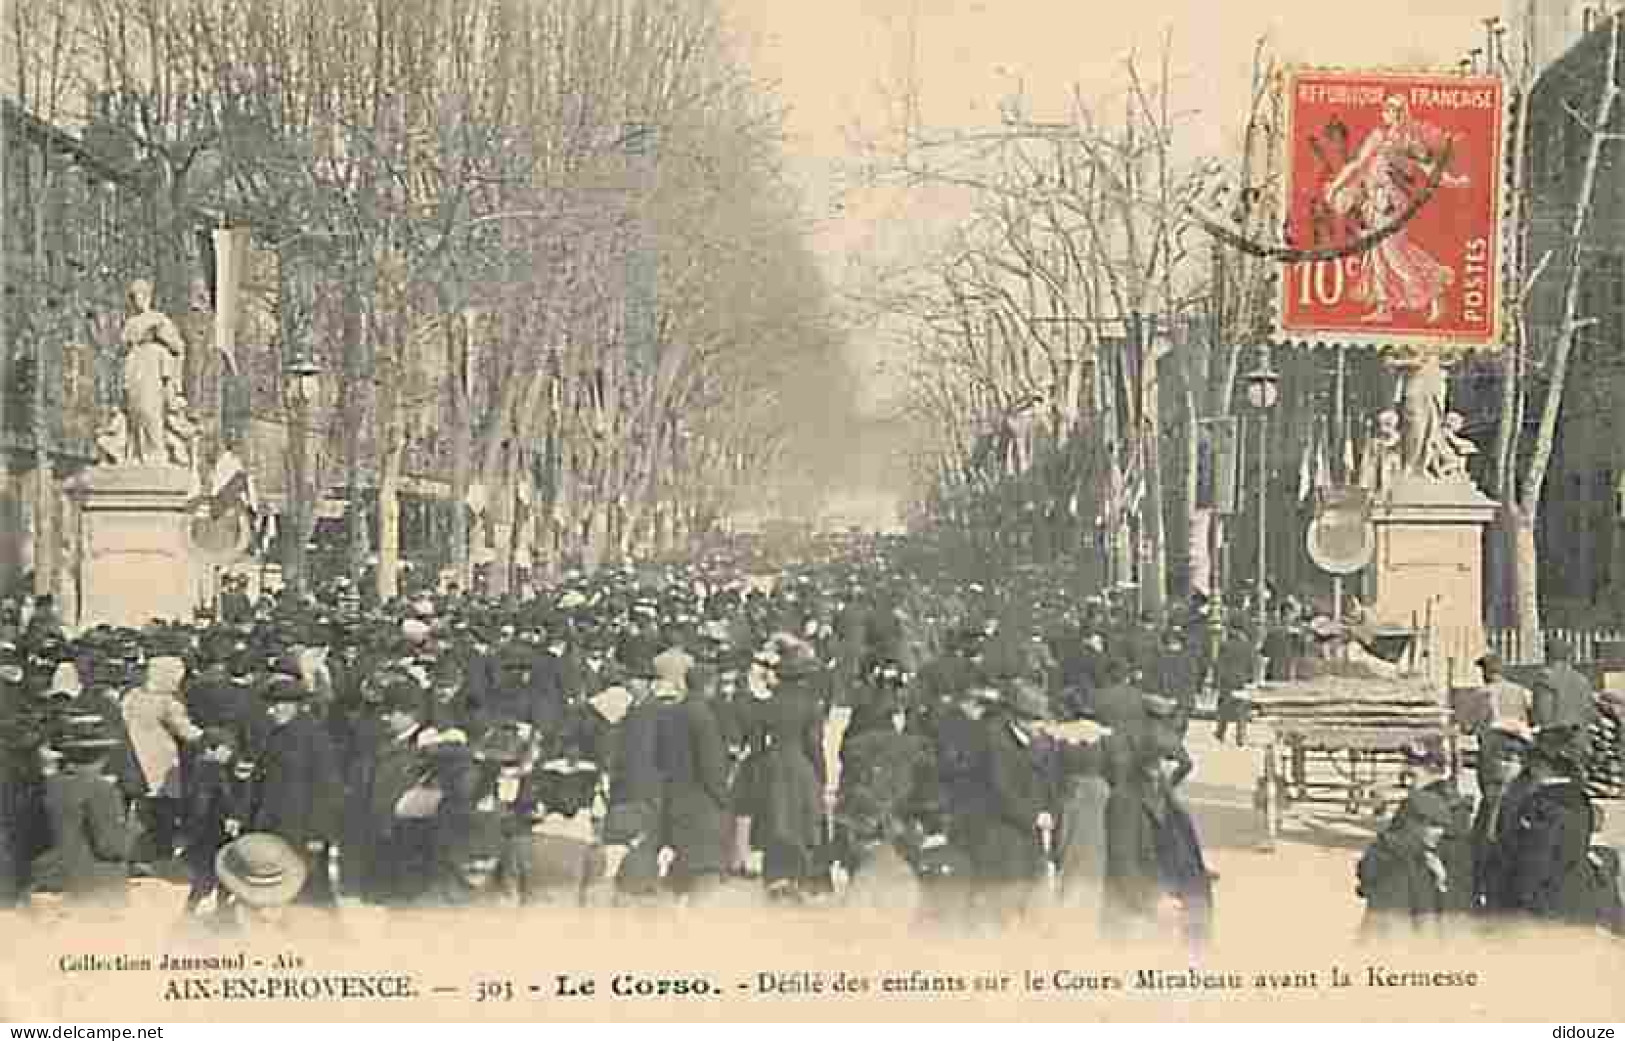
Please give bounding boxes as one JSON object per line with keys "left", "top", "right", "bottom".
{"left": 1244, "top": 344, "right": 1280, "bottom": 682}
{"left": 283, "top": 349, "right": 322, "bottom": 596}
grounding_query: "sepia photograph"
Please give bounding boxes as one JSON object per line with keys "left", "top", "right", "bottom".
{"left": 0, "top": 0, "right": 1622, "bottom": 1025}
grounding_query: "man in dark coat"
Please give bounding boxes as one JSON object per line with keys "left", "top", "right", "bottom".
{"left": 1092, "top": 658, "right": 1148, "bottom": 737}
{"left": 251, "top": 674, "right": 342, "bottom": 905}
{"left": 932, "top": 688, "right": 987, "bottom": 852}
{"left": 1471, "top": 722, "right": 1532, "bottom": 912}
{"left": 1153, "top": 631, "right": 1201, "bottom": 713}
{"left": 184, "top": 728, "right": 255, "bottom": 913}
{"left": 1213, "top": 625, "right": 1257, "bottom": 746}
{"left": 185, "top": 649, "right": 255, "bottom": 739}
{"left": 425, "top": 657, "right": 473, "bottom": 732}
{"left": 33, "top": 725, "right": 132, "bottom": 906}
{"left": 1494, "top": 725, "right": 1611, "bottom": 927}
{"left": 219, "top": 578, "right": 253, "bottom": 626}
{"left": 651, "top": 651, "right": 730, "bottom": 900}
{"left": 473, "top": 644, "right": 535, "bottom": 734}
{"left": 527, "top": 634, "right": 583, "bottom": 734}
{"left": 1102, "top": 718, "right": 1213, "bottom": 945}
{"left": 342, "top": 678, "right": 430, "bottom": 905}
{"left": 958, "top": 684, "right": 1051, "bottom": 928}
{"left": 603, "top": 680, "right": 665, "bottom": 899}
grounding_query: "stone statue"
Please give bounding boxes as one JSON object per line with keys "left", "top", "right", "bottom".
{"left": 112, "top": 279, "right": 188, "bottom": 467}
{"left": 95, "top": 410, "right": 128, "bottom": 465}
{"left": 1391, "top": 350, "right": 1447, "bottom": 476}
{"left": 165, "top": 394, "right": 199, "bottom": 469}
{"left": 1432, "top": 410, "right": 1478, "bottom": 483}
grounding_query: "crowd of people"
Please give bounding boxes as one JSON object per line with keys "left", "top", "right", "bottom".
{"left": 1357, "top": 647, "right": 1624, "bottom": 938}
{"left": 0, "top": 537, "right": 1618, "bottom": 947}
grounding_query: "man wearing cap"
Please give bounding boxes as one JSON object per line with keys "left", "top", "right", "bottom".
{"left": 1213, "top": 624, "right": 1257, "bottom": 746}
{"left": 251, "top": 675, "right": 342, "bottom": 905}
{"left": 476, "top": 643, "right": 550, "bottom": 736}
{"left": 1491, "top": 725, "right": 1611, "bottom": 926}
{"left": 34, "top": 721, "right": 133, "bottom": 906}
{"left": 1474, "top": 653, "right": 1533, "bottom": 730}
{"left": 1468, "top": 652, "right": 1535, "bottom": 807}
{"left": 1355, "top": 788, "right": 1455, "bottom": 938}
{"left": 1533, "top": 641, "right": 1599, "bottom": 733}
{"left": 186, "top": 637, "right": 254, "bottom": 739}
{"left": 219, "top": 577, "right": 252, "bottom": 626}
{"left": 959, "top": 678, "right": 1053, "bottom": 928}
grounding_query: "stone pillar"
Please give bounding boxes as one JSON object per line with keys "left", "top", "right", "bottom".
{"left": 67, "top": 465, "right": 197, "bottom": 630}
{"left": 1368, "top": 473, "right": 1498, "bottom": 684}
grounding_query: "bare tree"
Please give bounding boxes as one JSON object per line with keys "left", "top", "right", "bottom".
{"left": 1491, "top": 12, "right": 1621, "bottom": 658}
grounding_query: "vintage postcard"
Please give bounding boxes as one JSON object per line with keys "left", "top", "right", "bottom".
{"left": 1, "top": 0, "right": 1623, "bottom": 1025}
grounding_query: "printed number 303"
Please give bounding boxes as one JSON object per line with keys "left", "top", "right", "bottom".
{"left": 476, "top": 980, "right": 514, "bottom": 1002}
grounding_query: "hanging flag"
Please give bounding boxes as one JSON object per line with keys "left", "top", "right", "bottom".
{"left": 1297, "top": 427, "right": 1315, "bottom": 504}
{"left": 1314, "top": 431, "right": 1333, "bottom": 496}
{"left": 212, "top": 225, "right": 250, "bottom": 375}
{"left": 1121, "top": 442, "right": 1146, "bottom": 520}
{"left": 466, "top": 482, "right": 488, "bottom": 517}
{"left": 1104, "top": 455, "right": 1126, "bottom": 526}
{"left": 1342, "top": 432, "right": 1357, "bottom": 487}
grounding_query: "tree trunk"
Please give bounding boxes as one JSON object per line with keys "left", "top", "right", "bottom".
{"left": 1141, "top": 347, "right": 1167, "bottom": 616}
{"left": 341, "top": 301, "right": 371, "bottom": 577}
{"left": 448, "top": 309, "right": 473, "bottom": 588}
{"left": 1508, "top": 503, "right": 1542, "bottom": 662}
{"left": 376, "top": 435, "right": 404, "bottom": 603}
{"left": 374, "top": 310, "right": 405, "bottom": 603}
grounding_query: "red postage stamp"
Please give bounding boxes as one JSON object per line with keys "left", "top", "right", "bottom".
{"left": 1277, "top": 69, "right": 1507, "bottom": 350}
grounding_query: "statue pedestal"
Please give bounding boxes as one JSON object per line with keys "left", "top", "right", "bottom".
{"left": 1369, "top": 474, "right": 1498, "bottom": 684}
{"left": 67, "top": 465, "right": 198, "bottom": 630}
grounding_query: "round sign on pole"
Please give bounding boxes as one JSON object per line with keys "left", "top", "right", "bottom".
{"left": 1306, "top": 488, "right": 1374, "bottom": 575}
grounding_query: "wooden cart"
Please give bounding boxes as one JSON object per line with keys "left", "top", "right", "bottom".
{"left": 1249, "top": 678, "right": 1455, "bottom": 848}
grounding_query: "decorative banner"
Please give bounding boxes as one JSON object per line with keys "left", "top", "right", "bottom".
{"left": 212, "top": 225, "right": 250, "bottom": 374}
{"left": 1277, "top": 69, "right": 1506, "bottom": 350}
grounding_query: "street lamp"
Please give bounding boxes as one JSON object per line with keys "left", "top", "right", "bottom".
{"left": 285, "top": 352, "right": 322, "bottom": 406}
{"left": 1244, "top": 344, "right": 1279, "bottom": 682}
{"left": 283, "top": 350, "right": 323, "bottom": 594}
